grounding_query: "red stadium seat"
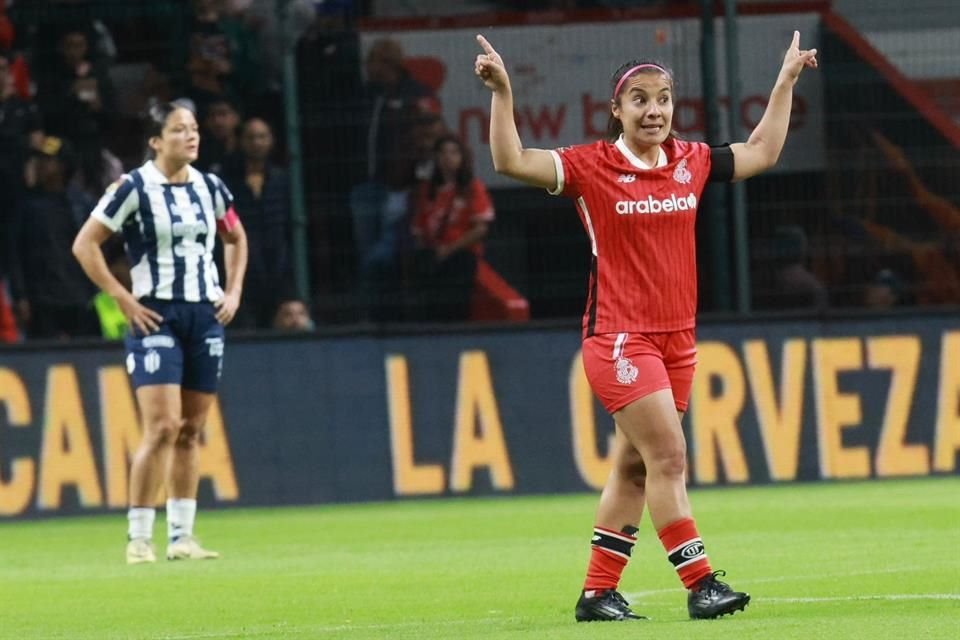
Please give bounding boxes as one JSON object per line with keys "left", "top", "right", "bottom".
{"left": 404, "top": 56, "right": 446, "bottom": 94}
{"left": 470, "top": 259, "right": 530, "bottom": 323}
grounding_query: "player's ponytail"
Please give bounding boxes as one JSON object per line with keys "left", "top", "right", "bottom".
{"left": 605, "top": 59, "right": 679, "bottom": 142}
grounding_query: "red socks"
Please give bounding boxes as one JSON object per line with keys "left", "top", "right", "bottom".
{"left": 582, "top": 526, "right": 637, "bottom": 594}
{"left": 582, "top": 518, "right": 712, "bottom": 594}
{"left": 657, "top": 517, "right": 712, "bottom": 589}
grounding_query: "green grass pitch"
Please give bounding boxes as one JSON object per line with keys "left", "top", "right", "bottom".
{"left": 1, "top": 478, "right": 958, "bottom": 639}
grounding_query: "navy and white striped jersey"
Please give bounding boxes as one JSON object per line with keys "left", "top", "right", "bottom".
{"left": 90, "top": 160, "right": 235, "bottom": 302}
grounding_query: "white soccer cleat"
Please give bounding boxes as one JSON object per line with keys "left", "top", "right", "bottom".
{"left": 126, "top": 538, "right": 156, "bottom": 565}
{"left": 166, "top": 535, "right": 220, "bottom": 561}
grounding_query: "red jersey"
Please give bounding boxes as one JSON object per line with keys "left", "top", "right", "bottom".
{"left": 411, "top": 177, "right": 495, "bottom": 256}
{"left": 550, "top": 137, "right": 713, "bottom": 336}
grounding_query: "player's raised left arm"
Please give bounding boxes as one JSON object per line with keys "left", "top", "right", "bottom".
{"left": 729, "top": 31, "right": 818, "bottom": 181}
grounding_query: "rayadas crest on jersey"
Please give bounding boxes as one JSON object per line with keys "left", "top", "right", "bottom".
{"left": 171, "top": 220, "right": 209, "bottom": 257}
{"left": 615, "top": 193, "right": 697, "bottom": 215}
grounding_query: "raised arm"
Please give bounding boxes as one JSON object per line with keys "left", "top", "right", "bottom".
{"left": 475, "top": 34, "right": 557, "bottom": 190}
{"left": 729, "top": 31, "right": 818, "bottom": 181}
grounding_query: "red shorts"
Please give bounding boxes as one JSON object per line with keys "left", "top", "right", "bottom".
{"left": 582, "top": 329, "right": 697, "bottom": 414}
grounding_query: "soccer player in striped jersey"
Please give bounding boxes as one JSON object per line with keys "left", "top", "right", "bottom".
{"left": 73, "top": 102, "right": 248, "bottom": 564}
{"left": 475, "top": 32, "right": 817, "bottom": 621}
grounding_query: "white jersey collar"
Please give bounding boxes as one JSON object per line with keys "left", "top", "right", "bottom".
{"left": 615, "top": 134, "right": 667, "bottom": 170}
{"left": 143, "top": 160, "right": 200, "bottom": 185}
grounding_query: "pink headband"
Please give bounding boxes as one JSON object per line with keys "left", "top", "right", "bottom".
{"left": 613, "top": 64, "right": 667, "bottom": 99}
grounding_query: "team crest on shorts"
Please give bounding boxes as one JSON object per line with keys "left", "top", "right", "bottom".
{"left": 673, "top": 159, "right": 692, "bottom": 184}
{"left": 615, "top": 356, "right": 639, "bottom": 385}
{"left": 144, "top": 349, "right": 161, "bottom": 374}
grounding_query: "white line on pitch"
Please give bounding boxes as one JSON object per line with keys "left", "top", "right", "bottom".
{"left": 623, "top": 564, "right": 946, "bottom": 600}
{"left": 159, "top": 616, "right": 514, "bottom": 639}
{"left": 761, "top": 594, "right": 960, "bottom": 603}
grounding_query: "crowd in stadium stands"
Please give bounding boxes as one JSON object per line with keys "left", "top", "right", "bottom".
{"left": 0, "top": 0, "right": 956, "bottom": 344}
{"left": 0, "top": 0, "right": 310, "bottom": 342}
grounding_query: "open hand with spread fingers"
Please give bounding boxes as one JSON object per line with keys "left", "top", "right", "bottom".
{"left": 475, "top": 34, "right": 510, "bottom": 92}
{"left": 779, "top": 30, "right": 818, "bottom": 85}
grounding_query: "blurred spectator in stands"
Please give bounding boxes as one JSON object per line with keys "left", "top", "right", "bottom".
{"left": 197, "top": 96, "right": 241, "bottom": 174}
{"left": 858, "top": 218, "right": 960, "bottom": 305}
{"left": 0, "top": 5, "right": 11, "bottom": 52}
{"left": 0, "top": 7, "right": 30, "bottom": 100}
{"left": 0, "top": 280, "right": 17, "bottom": 343}
{"left": 862, "top": 268, "right": 907, "bottom": 309}
{"left": 757, "top": 225, "right": 828, "bottom": 311}
{"left": 272, "top": 297, "right": 314, "bottom": 331}
{"left": 8, "top": 136, "right": 98, "bottom": 339}
{"left": 0, "top": 27, "right": 20, "bottom": 345}
{"left": 406, "top": 135, "right": 494, "bottom": 322}
{"left": 36, "top": 27, "right": 117, "bottom": 195}
{"left": 408, "top": 111, "right": 448, "bottom": 182}
{"left": 222, "top": 116, "right": 292, "bottom": 328}
{"left": 184, "top": 0, "right": 262, "bottom": 118}
{"left": 359, "top": 37, "right": 438, "bottom": 190}
{"left": 0, "top": 48, "right": 43, "bottom": 303}
{"left": 855, "top": 131, "right": 960, "bottom": 305}
{"left": 351, "top": 37, "right": 436, "bottom": 318}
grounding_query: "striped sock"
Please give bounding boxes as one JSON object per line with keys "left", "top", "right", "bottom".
{"left": 166, "top": 498, "right": 197, "bottom": 543}
{"left": 127, "top": 507, "right": 155, "bottom": 541}
{"left": 583, "top": 526, "right": 638, "bottom": 594}
{"left": 657, "top": 517, "right": 712, "bottom": 589}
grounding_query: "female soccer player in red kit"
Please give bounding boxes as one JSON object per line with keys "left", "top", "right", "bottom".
{"left": 475, "top": 32, "right": 817, "bottom": 621}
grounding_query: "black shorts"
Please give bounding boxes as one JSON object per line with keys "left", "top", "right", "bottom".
{"left": 124, "top": 299, "right": 225, "bottom": 393}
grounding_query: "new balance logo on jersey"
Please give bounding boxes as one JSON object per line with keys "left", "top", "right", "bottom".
{"left": 615, "top": 193, "right": 698, "bottom": 215}
{"left": 617, "top": 173, "right": 636, "bottom": 183}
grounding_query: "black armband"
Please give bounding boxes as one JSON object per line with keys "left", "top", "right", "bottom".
{"left": 708, "top": 144, "right": 734, "bottom": 183}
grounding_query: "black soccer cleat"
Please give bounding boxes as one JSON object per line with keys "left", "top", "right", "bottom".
{"left": 575, "top": 589, "right": 647, "bottom": 622}
{"left": 687, "top": 570, "right": 751, "bottom": 619}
